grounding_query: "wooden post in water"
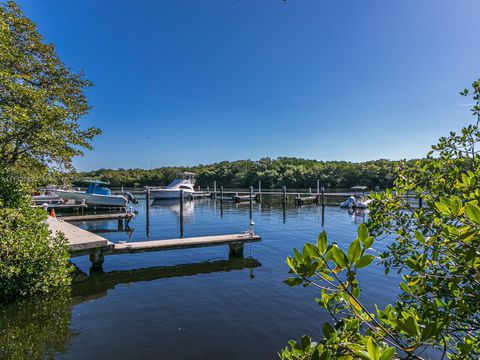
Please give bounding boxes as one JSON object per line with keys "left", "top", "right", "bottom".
{"left": 283, "top": 186, "right": 287, "bottom": 207}
{"left": 146, "top": 187, "right": 150, "bottom": 237}
{"left": 213, "top": 181, "right": 217, "bottom": 199}
{"left": 258, "top": 180, "right": 262, "bottom": 193}
{"left": 220, "top": 186, "right": 224, "bottom": 217}
{"left": 321, "top": 187, "right": 325, "bottom": 207}
{"left": 249, "top": 186, "right": 253, "bottom": 219}
{"left": 317, "top": 179, "right": 320, "bottom": 194}
{"left": 321, "top": 204, "right": 325, "bottom": 227}
{"left": 179, "top": 190, "right": 184, "bottom": 238}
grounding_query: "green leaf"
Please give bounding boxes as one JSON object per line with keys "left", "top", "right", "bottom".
{"left": 284, "top": 277, "right": 303, "bottom": 286}
{"left": 363, "top": 236, "right": 374, "bottom": 249}
{"left": 435, "top": 202, "right": 451, "bottom": 215}
{"left": 317, "top": 231, "right": 328, "bottom": 254}
{"left": 332, "top": 245, "right": 347, "bottom": 268}
{"left": 356, "top": 255, "right": 375, "bottom": 268}
{"left": 414, "top": 231, "right": 426, "bottom": 244}
{"left": 358, "top": 224, "right": 368, "bottom": 240}
{"left": 379, "top": 347, "right": 395, "bottom": 360}
{"left": 347, "top": 239, "right": 361, "bottom": 264}
{"left": 465, "top": 202, "right": 480, "bottom": 224}
{"left": 322, "top": 322, "right": 335, "bottom": 339}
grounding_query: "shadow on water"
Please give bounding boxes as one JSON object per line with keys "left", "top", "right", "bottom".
{"left": 71, "top": 256, "right": 261, "bottom": 300}
{"left": 0, "top": 256, "right": 261, "bottom": 359}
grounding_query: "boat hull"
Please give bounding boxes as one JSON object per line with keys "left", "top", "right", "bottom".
{"left": 150, "top": 189, "right": 195, "bottom": 200}
{"left": 53, "top": 190, "right": 128, "bottom": 207}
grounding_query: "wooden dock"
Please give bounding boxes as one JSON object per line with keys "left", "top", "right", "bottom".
{"left": 60, "top": 212, "right": 135, "bottom": 222}
{"left": 47, "top": 217, "right": 261, "bottom": 270}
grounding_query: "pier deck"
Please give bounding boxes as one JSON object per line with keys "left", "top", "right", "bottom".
{"left": 113, "top": 233, "right": 261, "bottom": 255}
{"left": 47, "top": 217, "right": 112, "bottom": 252}
{"left": 47, "top": 216, "right": 261, "bottom": 270}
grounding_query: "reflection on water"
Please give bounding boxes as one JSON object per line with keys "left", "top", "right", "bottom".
{"left": 0, "top": 199, "right": 401, "bottom": 359}
{"left": 0, "top": 291, "right": 75, "bottom": 359}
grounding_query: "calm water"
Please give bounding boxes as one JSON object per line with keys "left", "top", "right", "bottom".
{"left": 0, "top": 198, "right": 401, "bottom": 360}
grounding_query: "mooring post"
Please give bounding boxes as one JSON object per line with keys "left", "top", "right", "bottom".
{"left": 317, "top": 179, "right": 320, "bottom": 194}
{"left": 89, "top": 248, "right": 105, "bottom": 271}
{"left": 321, "top": 205, "right": 325, "bottom": 227}
{"left": 179, "top": 189, "right": 184, "bottom": 237}
{"left": 146, "top": 187, "right": 150, "bottom": 237}
{"left": 220, "top": 186, "right": 224, "bottom": 216}
{"left": 229, "top": 242, "right": 244, "bottom": 258}
{"left": 213, "top": 181, "right": 217, "bottom": 199}
{"left": 258, "top": 180, "right": 262, "bottom": 194}
{"left": 283, "top": 186, "right": 287, "bottom": 206}
{"left": 249, "top": 186, "right": 253, "bottom": 219}
{"left": 321, "top": 187, "right": 325, "bottom": 207}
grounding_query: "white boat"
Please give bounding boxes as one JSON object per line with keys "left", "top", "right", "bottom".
{"left": 149, "top": 172, "right": 197, "bottom": 200}
{"left": 32, "top": 185, "right": 61, "bottom": 205}
{"left": 53, "top": 181, "right": 138, "bottom": 207}
{"left": 339, "top": 186, "right": 372, "bottom": 209}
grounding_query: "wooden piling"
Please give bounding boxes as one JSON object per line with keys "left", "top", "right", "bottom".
{"left": 283, "top": 186, "right": 287, "bottom": 206}
{"left": 258, "top": 180, "right": 262, "bottom": 194}
{"left": 213, "top": 181, "right": 217, "bottom": 199}
{"left": 146, "top": 188, "right": 150, "bottom": 237}
{"left": 317, "top": 179, "right": 320, "bottom": 194}
{"left": 321, "top": 187, "right": 325, "bottom": 207}
{"left": 180, "top": 189, "right": 184, "bottom": 238}
{"left": 220, "top": 186, "right": 224, "bottom": 216}
{"left": 249, "top": 186, "right": 253, "bottom": 219}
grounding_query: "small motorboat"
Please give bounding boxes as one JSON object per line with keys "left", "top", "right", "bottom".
{"left": 32, "top": 185, "right": 62, "bottom": 205}
{"left": 339, "top": 186, "right": 372, "bottom": 209}
{"left": 148, "top": 172, "right": 198, "bottom": 200}
{"left": 53, "top": 180, "right": 138, "bottom": 207}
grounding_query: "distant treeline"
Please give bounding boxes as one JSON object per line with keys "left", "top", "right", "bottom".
{"left": 77, "top": 157, "right": 405, "bottom": 189}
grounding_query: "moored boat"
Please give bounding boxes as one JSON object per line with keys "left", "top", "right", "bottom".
{"left": 53, "top": 181, "right": 137, "bottom": 207}
{"left": 339, "top": 186, "right": 372, "bottom": 209}
{"left": 149, "top": 172, "right": 198, "bottom": 200}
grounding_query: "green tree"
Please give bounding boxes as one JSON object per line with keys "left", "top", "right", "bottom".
{"left": 0, "top": 168, "right": 72, "bottom": 303}
{"left": 0, "top": 1, "right": 101, "bottom": 173}
{"left": 281, "top": 80, "right": 480, "bottom": 359}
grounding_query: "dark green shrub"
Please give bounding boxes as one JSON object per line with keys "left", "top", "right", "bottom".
{"left": 0, "top": 169, "right": 72, "bottom": 303}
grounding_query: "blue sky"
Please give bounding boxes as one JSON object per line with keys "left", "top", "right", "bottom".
{"left": 17, "top": 0, "right": 480, "bottom": 170}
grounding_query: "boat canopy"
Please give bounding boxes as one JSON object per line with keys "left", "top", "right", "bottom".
{"left": 86, "top": 181, "right": 112, "bottom": 195}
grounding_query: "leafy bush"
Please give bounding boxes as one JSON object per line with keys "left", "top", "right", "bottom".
{"left": 0, "top": 169, "right": 72, "bottom": 303}
{"left": 281, "top": 80, "right": 480, "bottom": 359}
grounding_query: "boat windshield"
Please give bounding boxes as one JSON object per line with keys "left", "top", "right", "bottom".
{"left": 167, "top": 178, "right": 194, "bottom": 188}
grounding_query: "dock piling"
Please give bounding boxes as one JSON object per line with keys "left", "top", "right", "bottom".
{"left": 317, "top": 179, "right": 320, "bottom": 194}
{"left": 213, "top": 181, "right": 217, "bottom": 199}
{"left": 229, "top": 243, "right": 244, "bottom": 258}
{"left": 321, "top": 187, "right": 325, "bottom": 207}
{"left": 180, "top": 190, "right": 184, "bottom": 238}
{"left": 146, "top": 188, "right": 151, "bottom": 237}
{"left": 220, "top": 186, "right": 224, "bottom": 216}
{"left": 249, "top": 186, "right": 253, "bottom": 219}
{"left": 89, "top": 248, "right": 105, "bottom": 271}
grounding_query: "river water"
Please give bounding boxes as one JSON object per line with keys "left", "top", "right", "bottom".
{"left": 0, "top": 197, "right": 401, "bottom": 359}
